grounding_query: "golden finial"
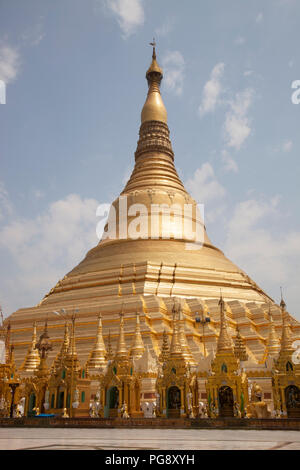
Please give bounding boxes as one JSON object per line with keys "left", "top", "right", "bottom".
{"left": 36, "top": 319, "right": 52, "bottom": 360}
{"left": 141, "top": 39, "right": 167, "bottom": 124}
{"left": 149, "top": 37, "right": 156, "bottom": 59}
{"left": 87, "top": 313, "right": 107, "bottom": 369}
{"left": 66, "top": 314, "right": 80, "bottom": 371}
{"left": 21, "top": 322, "right": 40, "bottom": 371}
{"left": 234, "top": 326, "right": 248, "bottom": 361}
{"left": 106, "top": 330, "right": 114, "bottom": 360}
{"left": 266, "top": 304, "right": 280, "bottom": 357}
{"left": 170, "top": 300, "right": 183, "bottom": 358}
{"left": 115, "top": 308, "right": 128, "bottom": 358}
{"left": 159, "top": 329, "right": 170, "bottom": 363}
{"left": 280, "top": 286, "right": 286, "bottom": 310}
{"left": 130, "top": 310, "right": 145, "bottom": 359}
{"left": 53, "top": 322, "right": 69, "bottom": 370}
{"left": 279, "top": 294, "right": 293, "bottom": 352}
{"left": 217, "top": 292, "right": 234, "bottom": 353}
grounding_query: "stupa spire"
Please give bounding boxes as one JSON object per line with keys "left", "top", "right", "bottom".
{"left": 178, "top": 303, "right": 195, "bottom": 364}
{"left": 141, "top": 39, "right": 166, "bottom": 125}
{"left": 61, "top": 322, "right": 70, "bottom": 355}
{"left": 66, "top": 316, "right": 80, "bottom": 370}
{"left": 266, "top": 304, "right": 280, "bottom": 356}
{"left": 234, "top": 326, "right": 248, "bottom": 361}
{"left": 115, "top": 310, "right": 128, "bottom": 359}
{"left": 53, "top": 322, "right": 69, "bottom": 370}
{"left": 159, "top": 329, "right": 170, "bottom": 363}
{"left": 169, "top": 302, "right": 183, "bottom": 358}
{"left": 122, "top": 43, "right": 188, "bottom": 195}
{"left": 106, "top": 330, "right": 114, "bottom": 361}
{"left": 279, "top": 293, "right": 293, "bottom": 352}
{"left": 130, "top": 311, "right": 145, "bottom": 359}
{"left": 87, "top": 314, "right": 107, "bottom": 369}
{"left": 21, "top": 322, "right": 40, "bottom": 371}
{"left": 217, "top": 293, "right": 234, "bottom": 354}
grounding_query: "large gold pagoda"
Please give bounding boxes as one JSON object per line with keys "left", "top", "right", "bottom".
{"left": 5, "top": 45, "right": 300, "bottom": 401}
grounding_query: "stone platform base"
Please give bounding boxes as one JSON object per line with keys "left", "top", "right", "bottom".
{"left": 1, "top": 417, "right": 300, "bottom": 430}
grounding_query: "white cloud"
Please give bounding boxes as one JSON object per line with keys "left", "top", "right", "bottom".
{"left": 224, "top": 196, "right": 300, "bottom": 317}
{"left": 0, "top": 182, "right": 13, "bottom": 220}
{"left": 282, "top": 140, "right": 293, "bottom": 152}
{"left": 272, "top": 139, "right": 293, "bottom": 154}
{"left": 22, "top": 18, "right": 45, "bottom": 46}
{"left": 198, "top": 62, "right": 225, "bottom": 116}
{"left": 106, "top": 0, "right": 144, "bottom": 38}
{"left": 0, "top": 194, "right": 99, "bottom": 314}
{"left": 235, "top": 36, "right": 245, "bottom": 45}
{"left": 185, "top": 162, "right": 226, "bottom": 204}
{"left": 162, "top": 51, "right": 185, "bottom": 96}
{"left": 221, "top": 150, "right": 238, "bottom": 173}
{"left": 155, "top": 17, "right": 175, "bottom": 37}
{"left": 223, "top": 88, "right": 254, "bottom": 150}
{"left": 256, "top": 12, "right": 263, "bottom": 23}
{"left": 33, "top": 189, "right": 45, "bottom": 199}
{"left": 0, "top": 43, "right": 20, "bottom": 84}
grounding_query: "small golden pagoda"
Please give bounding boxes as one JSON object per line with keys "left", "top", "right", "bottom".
{"left": 206, "top": 295, "right": 248, "bottom": 417}
{"left": 130, "top": 311, "right": 145, "bottom": 360}
{"left": 20, "top": 322, "right": 40, "bottom": 372}
{"left": 99, "top": 312, "right": 142, "bottom": 418}
{"left": 23, "top": 320, "right": 52, "bottom": 416}
{"left": 272, "top": 296, "right": 300, "bottom": 417}
{"left": 47, "top": 318, "right": 91, "bottom": 417}
{"left": 156, "top": 301, "right": 198, "bottom": 418}
{"left": 86, "top": 313, "right": 107, "bottom": 371}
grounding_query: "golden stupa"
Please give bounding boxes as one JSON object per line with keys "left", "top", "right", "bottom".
{"left": 6, "top": 44, "right": 300, "bottom": 374}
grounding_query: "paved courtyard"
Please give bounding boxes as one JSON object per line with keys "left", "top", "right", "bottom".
{"left": 0, "top": 427, "right": 300, "bottom": 450}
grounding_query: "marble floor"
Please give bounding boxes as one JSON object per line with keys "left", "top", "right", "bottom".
{"left": 0, "top": 428, "right": 300, "bottom": 450}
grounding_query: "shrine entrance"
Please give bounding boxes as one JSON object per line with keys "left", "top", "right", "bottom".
{"left": 27, "top": 393, "right": 36, "bottom": 417}
{"left": 218, "top": 386, "right": 234, "bottom": 417}
{"left": 57, "top": 391, "right": 64, "bottom": 409}
{"left": 167, "top": 386, "right": 181, "bottom": 418}
{"left": 285, "top": 385, "right": 300, "bottom": 418}
{"left": 107, "top": 386, "right": 119, "bottom": 418}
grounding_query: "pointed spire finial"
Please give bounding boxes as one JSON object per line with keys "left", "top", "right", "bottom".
{"left": 87, "top": 312, "right": 107, "bottom": 369}
{"left": 130, "top": 309, "right": 145, "bottom": 359}
{"left": 280, "top": 286, "right": 286, "bottom": 310}
{"left": 115, "top": 308, "right": 128, "bottom": 358}
{"left": 266, "top": 304, "right": 280, "bottom": 357}
{"left": 21, "top": 321, "right": 40, "bottom": 371}
{"left": 170, "top": 302, "right": 183, "bottom": 358}
{"left": 106, "top": 329, "right": 114, "bottom": 360}
{"left": 217, "top": 292, "right": 234, "bottom": 354}
{"left": 218, "top": 289, "right": 224, "bottom": 310}
{"left": 53, "top": 321, "right": 69, "bottom": 370}
{"left": 159, "top": 329, "right": 170, "bottom": 363}
{"left": 279, "top": 292, "right": 294, "bottom": 352}
{"left": 141, "top": 38, "right": 166, "bottom": 124}
{"left": 234, "top": 325, "right": 248, "bottom": 361}
{"left": 149, "top": 37, "right": 156, "bottom": 59}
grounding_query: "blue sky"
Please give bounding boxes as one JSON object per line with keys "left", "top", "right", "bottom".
{"left": 0, "top": 0, "right": 300, "bottom": 319}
